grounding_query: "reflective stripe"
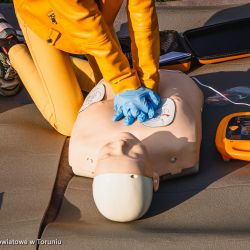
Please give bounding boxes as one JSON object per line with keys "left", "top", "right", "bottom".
{"left": 0, "top": 23, "right": 13, "bottom": 33}
{"left": 0, "top": 13, "right": 6, "bottom": 20}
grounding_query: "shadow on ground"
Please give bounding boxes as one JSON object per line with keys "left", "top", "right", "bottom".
{"left": 205, "top": 3, "right": 250, "bottom": 25}
{"left": 144, "top": 69, "right": 250, "bottom": 218}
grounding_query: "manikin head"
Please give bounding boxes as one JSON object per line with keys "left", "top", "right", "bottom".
{"left": 93, "top": 132, "right": 159, "bottom": 222}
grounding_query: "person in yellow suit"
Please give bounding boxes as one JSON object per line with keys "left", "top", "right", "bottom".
{"left": 0, "top": 0, "right": 160, "bottom": 136}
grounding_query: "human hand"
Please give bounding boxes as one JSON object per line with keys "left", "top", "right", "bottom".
{"left": 113, "top": 87, "right": 160, "bottom": 125}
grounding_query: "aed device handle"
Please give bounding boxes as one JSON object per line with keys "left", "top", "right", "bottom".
{"left": 225, "top": 140, "right": 250, "bottom": 153}
{"left": 225, "top": 141, "right": 250, "bottom": 161}
{"left": 230, "top": 141, "right": 250, "bottom": 152}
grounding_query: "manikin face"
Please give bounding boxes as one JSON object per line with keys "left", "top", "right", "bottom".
{"left": 95, "top": 132, "right": 159, "bottom": 191}
{"left": 93, "top": 133, "right": 159, "bottom": 222}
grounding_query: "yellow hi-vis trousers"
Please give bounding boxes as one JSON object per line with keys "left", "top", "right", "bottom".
{"left": 9, "top": 7, "right": 124, "bottom": 135}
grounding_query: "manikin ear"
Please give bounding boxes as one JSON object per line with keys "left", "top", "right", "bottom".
{"left": 153, "top": 172, "right": 160, "bottom": 191}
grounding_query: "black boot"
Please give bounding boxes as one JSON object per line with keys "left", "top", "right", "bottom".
{"left": 0, "top": 13, "right": 21, "bottom": 96}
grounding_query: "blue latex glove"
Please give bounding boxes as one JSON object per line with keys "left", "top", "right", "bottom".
{"left": 113, "top": 87, "right": 160, "bottom": 125}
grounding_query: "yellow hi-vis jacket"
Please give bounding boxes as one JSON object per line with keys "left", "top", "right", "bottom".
{"left": 13, "top": 0, "right": 160, "bottom": 94}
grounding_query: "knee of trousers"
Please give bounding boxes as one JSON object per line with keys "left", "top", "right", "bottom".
{"left": 53, "top": 115, "right": 77, "bottom": 136}
{"left": 49, "top": 104, "right": 82, "bottom": 137}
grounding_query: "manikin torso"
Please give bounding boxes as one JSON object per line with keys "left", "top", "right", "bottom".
{"left": 69, "top": 70, "right": 204, "bottom": 179}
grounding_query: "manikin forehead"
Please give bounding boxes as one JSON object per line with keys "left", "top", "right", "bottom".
{"left": 95, "top": 150, "right": 154, "bottom": 179}
{"left": 95, "top": 156, "right": 159, "bottom": 191}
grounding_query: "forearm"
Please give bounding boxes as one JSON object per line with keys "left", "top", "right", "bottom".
{"left": 127, "top": 0, "right": 160, "bottom": 92}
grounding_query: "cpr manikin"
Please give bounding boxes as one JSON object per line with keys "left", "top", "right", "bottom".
{"left": 69, "top": 70, "right": 204, "bottom": 222}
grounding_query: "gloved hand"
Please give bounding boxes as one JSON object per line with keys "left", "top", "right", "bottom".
{"left": 113, "top": 87, "right": 160, "bottom": 125}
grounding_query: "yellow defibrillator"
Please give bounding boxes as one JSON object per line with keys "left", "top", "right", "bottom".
{"left": 215, "top": 112, "right": 250, "bottom": 161}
